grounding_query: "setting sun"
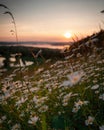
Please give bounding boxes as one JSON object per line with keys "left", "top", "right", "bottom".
{"left": 64, "top": 32, "right": 72, "bottom": 39}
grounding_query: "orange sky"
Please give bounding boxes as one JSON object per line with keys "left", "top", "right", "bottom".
{"left": 0, "top": 0, "right": 104, "bottom": 42}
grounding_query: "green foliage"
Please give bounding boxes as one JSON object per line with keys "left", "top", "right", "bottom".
{"left": 0, "top": 30, "right": 104, "bottom": 130}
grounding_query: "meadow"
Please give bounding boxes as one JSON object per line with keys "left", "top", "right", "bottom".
{"left": 0, "top": 30, "right": 104, "bottom": 130}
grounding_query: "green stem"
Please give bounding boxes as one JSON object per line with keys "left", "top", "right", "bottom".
{"left": 64, "top": 119, "right": 69, "bottom": 130}
{"left": 41, "top": 113, "right": 47, "bottom": 130}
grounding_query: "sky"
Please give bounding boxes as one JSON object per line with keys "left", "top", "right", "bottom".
{"left": 0, "top": 0, "right": 104, "bottom": 42}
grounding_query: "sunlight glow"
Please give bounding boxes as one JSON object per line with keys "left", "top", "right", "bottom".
{"left": 64, "top": 32, "right": 72, "bottom": 39}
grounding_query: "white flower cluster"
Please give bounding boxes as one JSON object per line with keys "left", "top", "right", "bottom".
{"left": 72, "top": 100, "right": 89, "bottom": 113}
{"left": 33, "top": 96, "right": 48, "bottom": 113}
{"left": 28, "top": 115, "right": 39, "bottom": 125}
{"left": 11, "top": 123, "right": 21, "bottom": 130}
{"left": 61, "top": 71, "right": 84, "bottom": 87}
{"left": 62, "top": 92, "right": 72, "bottom": 106}
{"left": 85, "top": 116, "right": 94, "bottom": 126}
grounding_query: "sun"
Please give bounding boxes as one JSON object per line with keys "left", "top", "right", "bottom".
{"left": 64, "top": 32, "right": 72, "bottom": 38}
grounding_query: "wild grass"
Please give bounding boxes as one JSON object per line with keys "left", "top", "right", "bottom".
{"left": 0, "top": 41, "right": 104, "bottom": 130}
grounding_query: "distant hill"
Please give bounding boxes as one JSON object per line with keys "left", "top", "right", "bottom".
{"left": 0, "top": 41, "right": 70, "bottom": 50}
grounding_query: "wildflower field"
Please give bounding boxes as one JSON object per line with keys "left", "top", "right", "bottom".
{"left": 0, "top": 31, "right": 104, "bottom": 130}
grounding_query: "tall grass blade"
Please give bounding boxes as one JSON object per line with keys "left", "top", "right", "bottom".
{"left": 0, "top": 4, "right": 10, "bottom": 10}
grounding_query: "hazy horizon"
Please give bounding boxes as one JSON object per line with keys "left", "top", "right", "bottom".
{"left": 0, "top": 41, "right": 71, "bottom": 49}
